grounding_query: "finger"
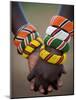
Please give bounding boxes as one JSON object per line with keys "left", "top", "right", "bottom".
{"left": 27, "top": 70, "right": 36, "bottom": 81}
{"left": 34, "top": 78, "right": 41, "bottom": 91}
{"left": 48, "top": 85, "right": 53, "bottom": 92}
{"left": 28, "top": 52, "right": 39, "bottom": 71}
{"left": 58, "top": 72, "right": 62, "bottom": 78}
{"left": 42, "top": 82, "right": 48, "bottom": 95}
{"left": 58, "top": 69, "right": 66, "bottom": 79}
{"left": 30, "top": 79, "right": 35, "bottom": 90}
{"left": 61, "top": 65, "right": 67, "bottom": 74}
{"left": 39, "top": 85, "right": 44, "bottom": 93}
{"left": 62, "top": 69, "right": 67, "bottom": 74}
{"left": 51, "top": 80, "right": 58, "bottom": 90}
{"left": 58, "top": 80, "right": 63, "bottom": 87}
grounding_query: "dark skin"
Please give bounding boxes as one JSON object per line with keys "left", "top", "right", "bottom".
{"left": 59, "top": 5, "right": 74, "bottom": 21}
{"left": 27, "top": 5, "right": 74, "bottom": 94}
{"left": 12, "top": 2, "right": 73, "bottom": 94}
{"left": 27, "top": 59, "right": 65, "bottom": 94}
{"left": 27, "top": 46, "right": 66, "bottom": 94}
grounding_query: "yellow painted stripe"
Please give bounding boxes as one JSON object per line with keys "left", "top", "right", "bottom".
{"left": 25, "top": 46, "right": 34, "bottom": 53}
{"left": 37, "top": 37, "right": 44, "bottom": 44}
{"left": 31, "top": 40, "right": 40, "bottom": 47}
{"left": 60, "top": 53, "right": 67, "bottom": 64}
{"left": 40, "top": 45, "right": 45, "bottom": 50}
{"left": 22, "top": 53, "right": 29, "bottom": 58}
{"left": 47, "top": 54, "right": 61, "bottom": 64}
{"left": 40, "top": 49, "right": 50, "bottom": 60}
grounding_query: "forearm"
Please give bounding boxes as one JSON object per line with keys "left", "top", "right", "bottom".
{"left": 58, "top": 5, "right": 74, "bottom": 21}
{"left": 11, "top": 2, "right": 29, "bottom": 35}
{"left": 44, "top": 5, "right": 74, "bottom": 55}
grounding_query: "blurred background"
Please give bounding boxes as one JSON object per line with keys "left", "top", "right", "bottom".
{"left": 11, "top": 2, "right": 74, "bottom": 98}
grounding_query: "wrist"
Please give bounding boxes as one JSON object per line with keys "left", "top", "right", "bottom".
{"left": 13, "top": 24, "right": 43, "bottom": 59}
{"left": 44, "top": 15, "right": 73, "bottom": 53}
{"left": 39, "top": 45, "right": 67, "bottom": 65}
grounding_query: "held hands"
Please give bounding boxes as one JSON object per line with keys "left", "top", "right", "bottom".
{"left": 27, "top": 16, "right": 73, "bottom": 94}
{"left": 13, "top": 12, "right": 73, "bottom": 95}
{"left": 27, "top": 47, "right": 66, "bottom": 94}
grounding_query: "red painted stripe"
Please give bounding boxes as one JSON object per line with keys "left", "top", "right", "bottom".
{"left": 51, "top": 28, "right": 61, "bottom": 37}
{"left": 56, "top": 55, "right": 64, "bottom": 64}
{"left": 64, "top": 34, "right": 71, "bottom": 42}
{"left": 57, "top": 41, "right": 65, "bottom": 50}
{"left": 45, "top": 54, "right": 53, "bottom": 61}
{"left": 48, "top": 37, "right": 54, "bottom": 46}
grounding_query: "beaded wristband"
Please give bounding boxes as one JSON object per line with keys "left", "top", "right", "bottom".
{"left": 13, "top": 24, "right": 39, "bottom": 47}
{"left": 13, "top": 24, "right": 43, "bottom": 58}
{"left": 18, "top": 37, "right": 43, "bottom": 58}
{"left": 44, "top": 31, "right": 70, "bottom": 52}
{"left": 39, "top": 45, "right": 66, "bottom": 64}
{"left": 50, "top": 15, "right": 73, "bottom": 34}
{"left": 44, "top": 16, "right": 73, "bottom": 53}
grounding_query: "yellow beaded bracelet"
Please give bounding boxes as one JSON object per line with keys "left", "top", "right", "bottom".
{"left": 39, "top": 45, "right": 67, "bottom": 64}
{"left": 21, "top": 37, "right": 43, "bottom": 58}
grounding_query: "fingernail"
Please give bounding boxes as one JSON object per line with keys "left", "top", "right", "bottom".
{"left": 40, "top": 89, "right": 44, "bottom": 93}
{"left": 58, "top": 81, "right": 63, "bottom": 87}
{"left": 48, "top": 87, "right": 52, "bottom": 92}
{"left": 30, "top": 85, "right": 34, "bottom": 90}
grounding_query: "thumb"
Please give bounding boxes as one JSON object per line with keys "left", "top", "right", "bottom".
{"left": 62, "top": 68, "right": 67, "bottom": 74}
{"left": 27, "top": 69, "right": 36, "bottom": 81}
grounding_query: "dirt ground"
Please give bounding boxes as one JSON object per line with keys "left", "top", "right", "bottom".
{"left": 11, "top": 2, "right": 74, "bottom": 98}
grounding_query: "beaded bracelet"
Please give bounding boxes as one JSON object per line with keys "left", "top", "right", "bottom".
{"left": 44, "top": 16, "right": 73, "bottom": 53}
{"left": 13, "top": 24, "right": 39, "bottom": 47}
{"left": 44, "top": 29, "right": 70, "bottom": 53}
{"left": 18, "top": 37, "right": 43, "bottom": 58}
{"left": 50, "top": 15, "right": 73, "bottom": 34}
{"left": 39, "top": 45, "right": 67, "bottom": 64}
{"left": 13, "top": 24, "right": 43, "bottom": 58}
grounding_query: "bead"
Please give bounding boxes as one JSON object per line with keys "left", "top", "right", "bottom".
{"left": 40, "top": 45, "right": 67, "bottom": 64}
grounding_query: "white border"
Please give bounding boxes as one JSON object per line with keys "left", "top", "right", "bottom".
{"left": 0, "top": 0, "right": 76, "bottom": 100}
